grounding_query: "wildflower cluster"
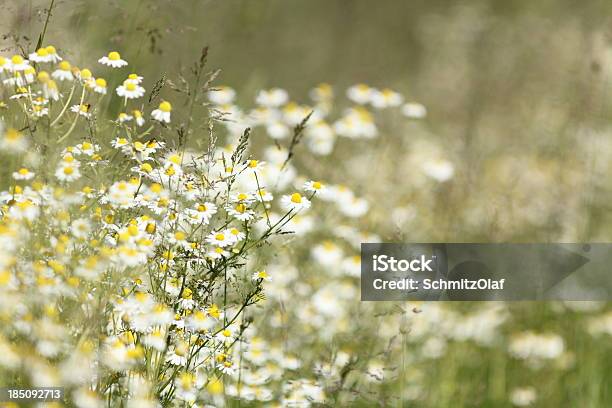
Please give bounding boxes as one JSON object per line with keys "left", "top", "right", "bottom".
{"left": 0, "top": 47, "right": 324, "bottom": 406}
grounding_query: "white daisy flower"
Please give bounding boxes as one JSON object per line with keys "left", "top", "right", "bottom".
{"left": 371, "top": 88, "right": 403, "bottom": 109}
{"left": 252, "top": 270, "right": 271, "bottom": 282}
{"left": 52, "top": 60, "right": 74, "bottom": 81}
{"left": 227, "top": 227, "right": 245, "bottom": 242}
{"left": 12, "top": 168, "right": 35, "bottom": 180}
{"left": 303, "top": 180, "right": 324, "bottom": 194}
{"left": 43, "top": 80, "right": 60, "bottom": 101}
{"left": 208, "top": 86, "right": 236, "bottom": 105}
{"left": 42, "top": 45, "right": 62, "bottom": 63}
{"left": 8, "top": 55, "right": 30, "bottom": 72}
{"left": 55, "top": 162, "right": 81, "bottom": 182}
{"left": 207, "top": 246, "right": 229, "bottom": 260}
{"left": 92, "top": 78, "right": 107, "bottom": 94}
{"left": 133, "top": 110, "right": 145, "bottom": 126}
{"left": 117, "top": 112, "right": 133, "bottom": 123}
{"left": 206, "top": 231, "right": 234, "bottom": 247}
{"left": 281, "top": 192, "right": 311, "bottom": 212}
{"left": 253, "top": 188, "right": 273, "bottom": 202}
{"left": 347, "top": 83, "right": 373, "bottom": 105}
{"left": 116, "top": 80, "right": 145, "bottom": 99}
{"left": 125, "top": 73, "right": 143, "bottom": 84}
{"left": 255, "top": 88, "right": 289, "bottom": 107}
{"left": 98, "top": 51, "right": 128, "bottom": 68}
{"left": 227, "top": 203, "right": 255, "bottom": 221}
{"left": 70, "top": 104, "right": 91, "bottom": 118}
{"left": 151, "top": 101, "right": 172, "bottom": 123}
{"left": 402, "top": 102, "right": 427, "bottom": 119}
{"left": 266, "top": 120, "right": 290, "bottom": 140}
{"left": 29, "top": 47, "right": 53, "bottom": 63}
{"left": 0, "top": 56, "right": 8, "bottom": 73}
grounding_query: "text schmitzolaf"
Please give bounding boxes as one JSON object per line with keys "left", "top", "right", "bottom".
{"left": 370, "top": 255, "right": 506, "bottom": 291}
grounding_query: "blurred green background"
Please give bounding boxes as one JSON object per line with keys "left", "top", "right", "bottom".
{"left": 5, "top": 0, "right": 612, "bottom": 241}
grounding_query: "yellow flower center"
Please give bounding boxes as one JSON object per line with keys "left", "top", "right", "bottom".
{"left": 36, "top": 48, "right": 48, "bottom": 56}
{"left": 125, "top": 82, "right": 136, "bottom": 91}
{"left": 5, "top": 128, "right": 22, "bottom": 141}
{"left": 235, "top": 204, "right": 246, "bottom": 213}
{"left": 215, "top": 233, "right": 225, "bottom": 241}
{"left": 290, "top": 193, "right": 302, "bottom": 203}
{"left": 59, "top": 61, "right": 71, "bottom": 71}
{"left": 248, "top": 160, "right": 258, "bottom": 168}
{"left": 45, "top": 46, "right": 57, "bottom": 54}
{"left": 11, "top": 55, "right": 24, "bottom": 64}
{"left": 197, "top": 204, "right": 207, "bottom": 212}
{"left": 80, "top": 68, "right": 92, "bottom": 79}
{"left": 312, "top": 181, "right": 322, "bottom": 190}
{"left": 159, "top": 101, "right": 172, "bottom": 112}
{"left": 95, "top": 78, "right": 107, "bottom": 87}
{"left": 63, "top": 167, "right": 74, "bottom": 175}
{"left": 34, "top": 70, "right": 47, "bottom": 82}
{"left": 108, "top": 51, "right": 121, "bottom": 61}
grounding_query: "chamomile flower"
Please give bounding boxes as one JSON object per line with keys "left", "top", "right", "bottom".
{"left": 117, "top": 112, "right": 133, "bottom": 123}
{"left": 45, "top": 45, "right": 62, "bottom": 63}
{"left": 207, "top": 246, "right": 230, "bottom": 260}
{"left": 107, "top": 180, "right": 139, "bottom": 208}
{"left": 266, "top": 120, "right": 290, "bottom": 140}
{"left": 8, "top": 55, "right": 30, "bottom": 72}
{"left": 252, "top": 270, "right": 271, "bottom": 282}
{"left": 98, "top": 51, "right": 128, "bottom": 68}
{"left": 184, "top": 202, "right": 217, "bottom": 225}
{"left": 70, "top": 104, "right": 91, "bottom": 118}
{"left": 255, "top": 88, "right": 289, "bottom": 107}
{"left": 29, "top": 46, "right": 59, "bottom": 63}
{"left": 231, "top": 192, "right": 255, "bottom": 204}
{"left": 281, "top": 192, "right": 311, "bottom": 212}
{"left": 347, "top": 83, "right": 373, "bottom": 105}
{"left": 174, "top": 372, "right": 196, "bottom": 402}
{"left": 151, "top": 101, "right": 172, "bottom": 123}
{"left": 402, "top": 102, "right": 427, "bottom": 119}
{"left": 12, "top": 168, "right": 35, "bottom": 180}
{"left": 227, "top": 203, "right": 255, "bottom": 221}
{"left": 421, "top": 159, "right": 454, "bottom": 182}
{"left": 43, "top": 80, "right": 60, "bottom": 101}
{"left": 228, "top": 227, "right": 245, "bottom": 242}
{"left": 31, "top": 105, "right": 49, "bottom": 117}
{"left": 52, "top": 61, "right": 74, "bottom": 81}
{"left": 254, "top": 188, "right": 274, "bottom": 202}
{"left": 371, "top": 88, "right": 403, "bottom": 109}
{"left": 310, "top": 83, "right": 334, "bottom": 102}
{"left": 133, "top": 110, "right": 145, "bottom": 126}
{"left": 23, "top": 66, "right": 36, "bottom": 84}
{"left": 208, "top": 86, "right": 236, "bottom": 105}
{"left": 55, "top": 161, "right": 81, "bottom": 182}
{"left": 126, "top": 73, "right": 143, "bottom": 84}
{"left": 303, "top": 180, "right": 324, "bottom": 194}
{"left": 92, "top": 78, "right": 107, "bottom": 94}
{"left": 116, "top": 80, "right": 145, "bottom": 99}
{"left": 1, "top": 128, "right": 29, "bottom": 152}
{"left": 206, "top": 231, "right": 233, "bottom": 247}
